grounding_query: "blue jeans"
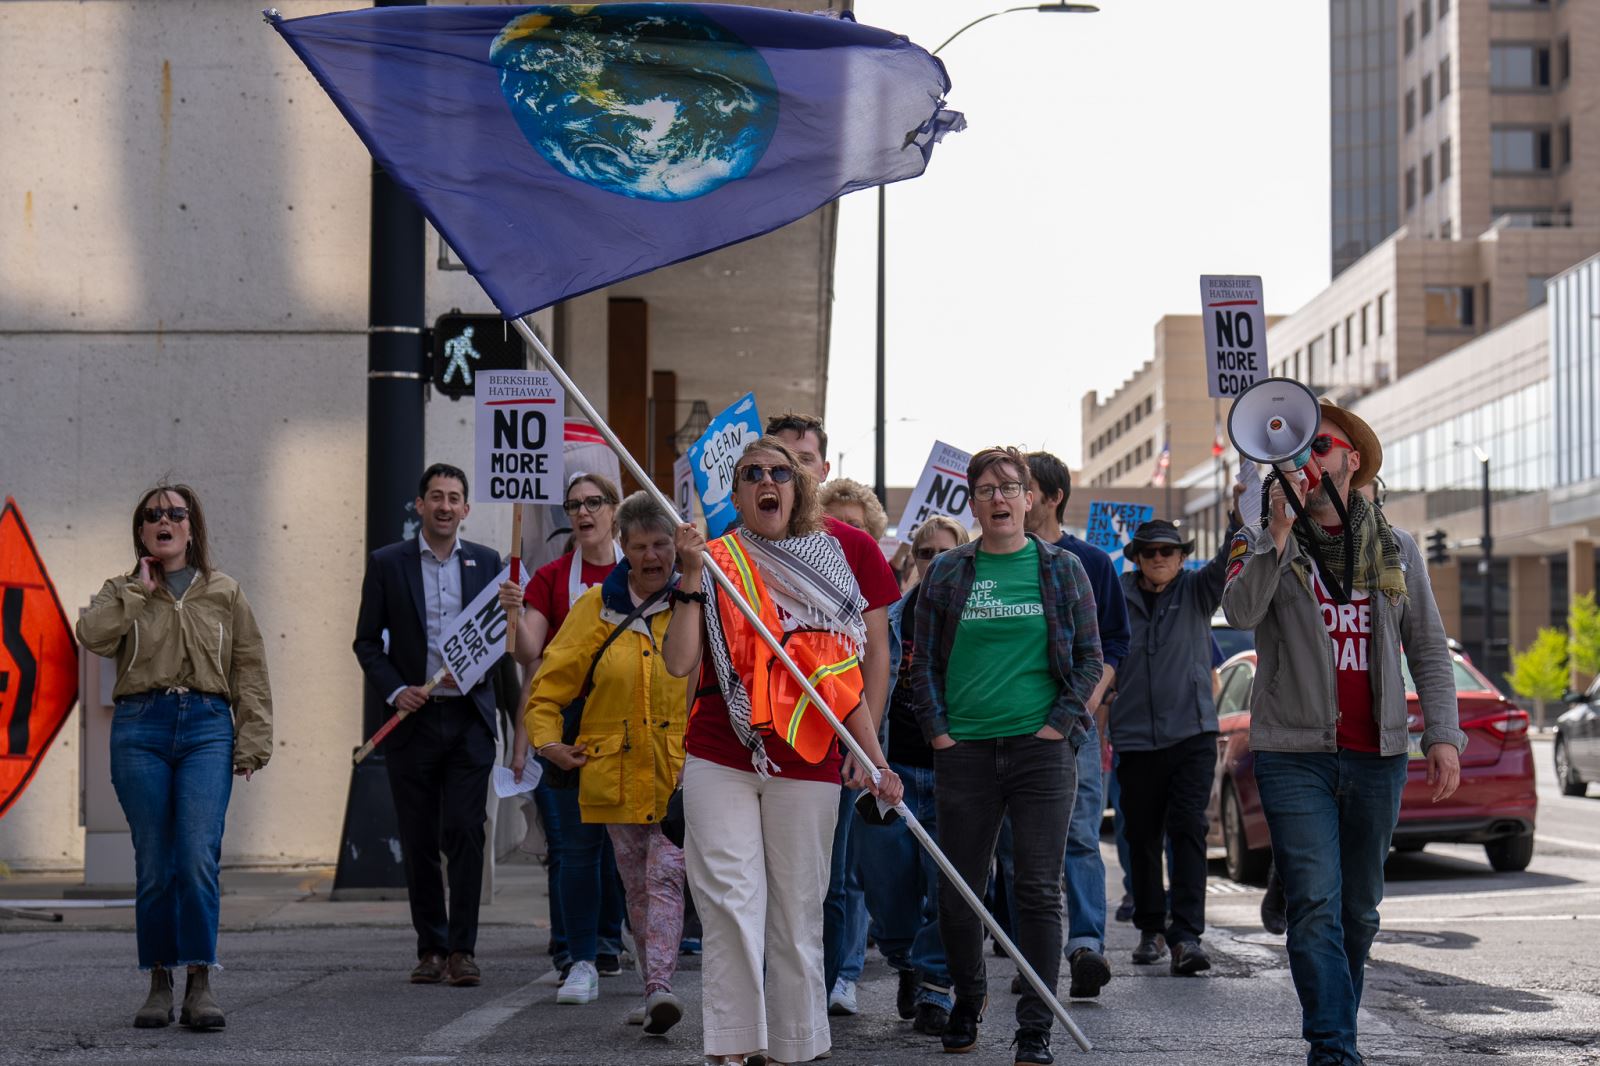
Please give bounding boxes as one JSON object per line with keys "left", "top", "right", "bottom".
{"left": 855, "top": 763, "right": 952, "bottom": 1007}
{"left": 1108, "top": 750, "right": 1131, "bottom": 897}
{"left": 822, "top": 786, "right": 869, "bottom": 991}
{"left": 1255, "top": 750, "right": 1408, "bottom": 1066}
{"left": 546, "top": 784, "right": 625, "bottom": 964}
{"left": 109, "top": 691, "right": 235, "bottom": 970}
{"left": 1063, "top": 722, "right": 1107, "bottom": 955}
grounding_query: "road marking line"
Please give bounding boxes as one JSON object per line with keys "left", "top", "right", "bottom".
{"left": 1388, "top": 913, "right": 1600, "bottom": 924}
{"left": 1383, "top": 884, "right": 1599, "bottom": 905}
{"left": 1536, "top": 833, "right": 1600, "bottom": 852}
{"left": 399, "top": 975, "right": 546, "bottom": 1062}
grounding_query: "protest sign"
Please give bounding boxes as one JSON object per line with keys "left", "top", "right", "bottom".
{"left": 475, "top": 370, "right": 565, "bottom": 503}
{"left": 1200, "top": 274, "right": 1267, "bottom": 400}
{"left": 895, "top": 441, "right": 972, "bottom": 538}
{"left": 1086, "top": 500, "right": 1155, "bottom": 575}
{"left": 439, "top": 565, "right": 523, "bottom": 694}
{"left": 673, "top": 456, "right": 695, "bottom": 522}
{"left": 686, "top": 393, "right": 762, "bottom": 538}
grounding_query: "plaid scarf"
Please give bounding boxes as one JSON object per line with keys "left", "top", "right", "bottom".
{"left": 700, "top": 528, "right": 866, "bottom": 776}
{"left": 1294, "top": 490, "right": 1406, "bottom": 601}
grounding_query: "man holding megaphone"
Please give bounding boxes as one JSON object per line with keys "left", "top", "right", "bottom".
{"left": 1222, "top": 388, "right": 1465, "bottom": 1066}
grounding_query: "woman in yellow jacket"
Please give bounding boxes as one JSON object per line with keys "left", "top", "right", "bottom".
{"left": 75, "top": 484, "right": 272, "bottom": 1032}
{"left": 526, "top": 491, "right": 690, "bottom": 1035}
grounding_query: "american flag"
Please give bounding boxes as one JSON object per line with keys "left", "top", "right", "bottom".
{"left": 1150, "top": 441, "right": 1171, "bottom": 487}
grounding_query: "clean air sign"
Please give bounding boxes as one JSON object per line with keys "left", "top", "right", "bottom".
{"left": 1200, "top": 274, "right": 1266, "bottom": 399}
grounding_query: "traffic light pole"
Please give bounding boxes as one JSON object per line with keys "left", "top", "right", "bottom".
{"left": 1479, "top": 454, "right": 1494, "bottom": 674}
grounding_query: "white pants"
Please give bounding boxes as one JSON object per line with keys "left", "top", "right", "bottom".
{"left": 683, "top": 755, "right": 838, "bottom": 1062}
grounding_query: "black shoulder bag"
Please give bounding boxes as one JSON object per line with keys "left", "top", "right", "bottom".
{"left": 543, "top": 587, "right": 669, "bottom": 791}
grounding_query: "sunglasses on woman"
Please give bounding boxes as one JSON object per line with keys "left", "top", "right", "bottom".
{"left": 1138, "top": 545, "right": 1180, "bottom": 560}
{"left": 1310, "top": 433, "right": 1354, "bottom": 456}
{"left": 561, "top": 495, "right": 612, "bottom": 514}
{"left": 738, "top": 464, "right": 794, "bottom": 485}
{"left": 142, "top": 506, "right": 189, "bottom": 524}
{"left": 914, "top": 546, "right": 947, "bottom": 561}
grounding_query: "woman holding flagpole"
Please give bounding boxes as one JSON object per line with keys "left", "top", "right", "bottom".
{"left": 664, "top": 436, "right": 902, "bottom": 1066}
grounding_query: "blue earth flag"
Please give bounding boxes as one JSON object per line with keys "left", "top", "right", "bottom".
{"left": 269, "top": 4, "right": 964, "bottom": 318}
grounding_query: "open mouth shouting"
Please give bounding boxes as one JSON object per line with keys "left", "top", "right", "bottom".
{"left": 756, "top": 488, "right": 782, "bottom": 515}
{"left": 155, "top": 527, "right": 175, "bottom": 545}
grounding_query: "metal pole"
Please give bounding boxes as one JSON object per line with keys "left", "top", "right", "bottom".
{"left": 1163, "top": 420, "right": 1172, "bottom": 518}
{"left": 511, "top": 316, "right": 1093, "bottom": 1053}
{"left": 1481, "top": 455, "right": 1493, "bottom": 672}
{"left": 873, "top": 184, "right": 887, "bottom": 506}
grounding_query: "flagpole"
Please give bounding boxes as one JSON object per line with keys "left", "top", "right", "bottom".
{"left": 511, "top": 315, "right": 1093, "bottom": 1053}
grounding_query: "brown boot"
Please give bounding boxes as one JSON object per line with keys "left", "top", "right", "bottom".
{"left": 179, "top": 966, "right": 226, "bottom": 1030}
{"left": 133, "top": 966, "right": 174, "bottom": 1028}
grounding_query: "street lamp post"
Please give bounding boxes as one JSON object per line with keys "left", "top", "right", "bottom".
{"left": 1457, "top": 442, "right": 1493, "bottom": 670}
{"left": 872, "top": 2, "right": 1099, "bottom": 505}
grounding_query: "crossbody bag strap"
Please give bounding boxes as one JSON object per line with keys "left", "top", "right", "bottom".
{"left": 560, "top": 586, "right": 672, "bottom": 745}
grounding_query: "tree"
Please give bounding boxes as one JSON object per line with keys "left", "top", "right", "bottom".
{"left": 1569, "top": 591, "right": 1600, "bottom": 679}
{"left": 1507, "top": 627, "right": 1570, "bottom": 730}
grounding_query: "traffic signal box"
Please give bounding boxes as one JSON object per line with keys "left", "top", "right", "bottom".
{"left": 431, "top": 313, "right": 526, "bottom": 399}
{"left": 1425, "top": 528, "right": 1450, "bottom": 567}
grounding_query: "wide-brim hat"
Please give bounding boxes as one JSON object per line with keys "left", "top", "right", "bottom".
{"left": 1317, "top": 399, "right": 1382, "bottom": 490}
{"left": 1123, "top": 519, "right": 1195, "bottom": 560}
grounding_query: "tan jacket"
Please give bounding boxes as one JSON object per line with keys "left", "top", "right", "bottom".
{"left": 77, "top": 570, "right": 273, "bottom": 772}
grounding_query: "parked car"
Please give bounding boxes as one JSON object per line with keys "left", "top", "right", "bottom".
{"left": 1206, "top": 648, "right": 1538, "bottom": 881}
{"left": 1554, "top": 674, "right": 1600, "bottom": 797}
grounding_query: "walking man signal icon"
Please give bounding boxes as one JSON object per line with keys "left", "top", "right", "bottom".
{"left": 442, "top": 326, "right": 482, "bottom": 387}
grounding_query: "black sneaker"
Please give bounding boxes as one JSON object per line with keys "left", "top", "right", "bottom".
{"left": 1261, "top": 868, "right": 1287, "bottom": 935}
{"left": 1012, "top": 1026, "right": 1053, "bottom": 1065}
{"left": 595, "top": 953, "right": 622, "bottom": 977}
{"left": 1113, "top": 894, "right": 1135, "bottom": 923}
{"left": 1170, "top": 940, "right": 1211, "bottom": 976}
{"left": 897, "top": 968, "right": 919, "bottom": 1021}
{"left": 1131, "top": 932, "right": 1168, "bottom": 965}
{"left": 941, "top": 996, "right": 984, "bottom": 1053}
{"left": 913, "top": 1001, "right": 950, "bottom": 1035}
{"left": 1067, "top": 947, "right": 1111, "bottom": 998}
{"left": 1010, "top": 972, "right": 1024, "bottom": 995}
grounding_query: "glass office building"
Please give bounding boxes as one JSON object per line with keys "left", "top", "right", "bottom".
{"left": 1330, "top": 0, "right": 1400, "bottom": 277}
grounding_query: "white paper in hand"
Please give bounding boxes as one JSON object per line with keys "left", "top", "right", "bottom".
{"left": 493, "top": 762, "right": 541, "bottom": 798}
{"left": 1236, "top": 461, "right": 1264, "bottom": 528}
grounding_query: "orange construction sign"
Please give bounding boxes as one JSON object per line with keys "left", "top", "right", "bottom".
{"left": 0, "top": 498, "right": 79, "bottom": 820}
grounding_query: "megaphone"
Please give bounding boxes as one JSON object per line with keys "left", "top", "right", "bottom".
{"left": 1227, "top": 377, "right": 1323, "bottom": 488}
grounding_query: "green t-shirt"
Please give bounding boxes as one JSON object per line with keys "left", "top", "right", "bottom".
{"left": 944, "top": 540, "right": 1058, "bottom": 740}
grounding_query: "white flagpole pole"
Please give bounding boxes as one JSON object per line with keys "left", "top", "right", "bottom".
{"left": 511, "top": 315, "right": 1092, "bottom": 1052}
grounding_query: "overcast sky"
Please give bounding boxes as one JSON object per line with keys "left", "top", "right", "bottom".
{"left": 823, "top": 0, "right": 1332, "bottom": 484}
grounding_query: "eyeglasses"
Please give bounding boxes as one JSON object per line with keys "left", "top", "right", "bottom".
{"left": 1138, "top": 545, "right": 1181, "bottom": 560}
{"left": 914, "top": 546, "right": 946, "bottom": 561}
{"left": 973, "top": 481, "right": 1024, "bottom": 502}
{"left": 142, "top": 506, "right": 189, "bottom": 524}
{"left": 738, "top": 464, "right": 794, "bottom": 485}
{"left": 562, "top": 495, "right": 612, "bottom": 514}
{"left": 1311, "top": 434, "right": 1355, "bottom": 456}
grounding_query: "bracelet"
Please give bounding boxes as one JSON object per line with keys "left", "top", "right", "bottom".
{"left": 671, "top": 587, "right": 707, "bottom": 605}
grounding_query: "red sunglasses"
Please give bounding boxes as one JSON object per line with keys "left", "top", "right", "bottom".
{"left": 1311, "top": 434, "right": 1354, "bottom": 456}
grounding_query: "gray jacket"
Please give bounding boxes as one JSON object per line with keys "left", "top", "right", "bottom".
{"left": 1108, "top": 537, "right": 1231, "bottom": 752}
{"left": 1221, "top": 522, "right": 1466, "bottom": 757}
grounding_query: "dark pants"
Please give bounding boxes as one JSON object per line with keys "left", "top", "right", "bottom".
{"left": 1115, "top": 732, "right": 1216, "bottom": 946}
{"left": 385, "top": 696, "right": 495, "bottom": 959}
{"left": 934, "top": 734, "right": 1074, "bottom": 1034}
{"left": 1255, "top": 750, "right": 1408, "bottom": 1066}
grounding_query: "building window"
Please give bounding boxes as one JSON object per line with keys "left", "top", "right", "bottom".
{"left": 1439, "top": 56, "right": 1452, "bottom": 99}
{"left": 1307, "top": 336, "right": 1324, "bottom": 374}
{"left": 1421, "top": 0, "right": 1432, "bottom": 34}
{"left": 1422, "top": 73, "right": 1434, "bottom": 115}
{"left": 1377, "top": 292, "right": 1387, "bottom": 337}
{"left": 1344, "top": 315, "right": 1354, "bottom": 356}
{"left": 1360, "top": 304, "right": 1370, "bottom": 346}
{"left": 1560, "top": 120, "right": 1572, "bottom": 167}
{"left": 1441, "top": 218, "right": 1452, "bottom": 238}
{"left": 1492, "top": 126, "right": 1553, "bottom": 172}
{"left": 1440, "top": 0, "right": 1450, "bottom": 15}
{"left": 1491, "top": 44, "right": 1552, "bottom": 89}
{"left": 1405, "top": 167, "right": 1417, "bottom": 210}
{"left": 1424, "top": 285, "right": 1475, "bottom": 331}
{"left": 1405, "top": 89, "right": 1416, "bottom": 132}
{"left": 1527, "top": 275, "right": 1549, "bottom": 308}
{"left": 1557, "top": 36, "right": 1570, "bottom": 83}
{"left": 1330, "top": 325, "right": 1340, "bottom": 365}
{"left": 1440, "top": 137, "right": 1453, "bottom": 181}
{"left": 1422, "top": 153, "right": 1435, "bottom": 195}
{"left": 1404, "top": 12, "right": 1415, "bottom": 54}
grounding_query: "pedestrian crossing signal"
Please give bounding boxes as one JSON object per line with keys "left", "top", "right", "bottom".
{"left": 1425, "top": 528, "right": 1450, "bottom": 567}
{"left": 431, "top": 313, "right": 525, "bottom": 400}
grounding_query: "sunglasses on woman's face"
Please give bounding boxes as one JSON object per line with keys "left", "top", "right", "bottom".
{"left": 914, "top": 546, "right": 946, "bottom": 561}
{"left": 1138, "top": 545, "right": 1180, "bottom": 560}
{"left": 738, "top": 464, "right": 794, "bottom": 485}
{"left": 1310, "top": 433, "right": 1354, "bottom": 456}
{"left": 142, "top": 506, "right": 189, "bottom": 524}
{"left": 562, "top": 495, "right": 610, "bottom": 514}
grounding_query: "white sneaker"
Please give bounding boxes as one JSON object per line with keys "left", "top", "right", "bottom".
{"left": 536, "top": 964, "right": 571, "bottom": 987}
{"left": 624, "top": 1003, "right": 647, "bottom": 1026}
{"left": 827, "top": 977, "right": 858, "bottom": 1016}
{"left": 556, "top": 960, "right": 599, "bottom": 1005}
{"left": 643, "top": 990, "right": 684, "bottom": 1035}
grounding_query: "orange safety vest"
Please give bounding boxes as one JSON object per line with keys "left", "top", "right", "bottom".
{"left": 702, "top": 532, "right": 864, "bottom": 764}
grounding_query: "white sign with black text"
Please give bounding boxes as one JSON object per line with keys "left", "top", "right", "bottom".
{"left": 474, "top": 369, "right": 565, "bottom": 504}
{"left": 439, "top": 565, "right": 523, "bottom": 695}
{"left": 895, "top": 441, "right": 973, "bottom": 538}
{"left": 1200, "top": 274, "right": 1267, "bottom": 400}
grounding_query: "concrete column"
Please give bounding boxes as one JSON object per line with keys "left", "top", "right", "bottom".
{"left": 1570, "top": 540, "right": 1597, "bottom": 605}
{"left": 1508, "top": 556, "right": 1552, "bottom": 655}
{"left": 1428, "top": 560, "right": 1462, "bottom": 641}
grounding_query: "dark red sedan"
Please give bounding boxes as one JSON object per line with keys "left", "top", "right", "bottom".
{"left": 1206, "top": 648, "right": 1538, "bottom": 881}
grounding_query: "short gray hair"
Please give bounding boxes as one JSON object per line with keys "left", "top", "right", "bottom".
{"left": 615, "top": 491, "right": 677, "bottom": 544}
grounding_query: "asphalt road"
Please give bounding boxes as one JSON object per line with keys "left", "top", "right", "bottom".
{"left": 0, "top": 736, "right": 1595, "bottom": 1066}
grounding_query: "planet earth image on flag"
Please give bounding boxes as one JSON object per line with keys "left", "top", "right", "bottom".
{"left": 491, "top": 5, "right": 779, "bottom": 202}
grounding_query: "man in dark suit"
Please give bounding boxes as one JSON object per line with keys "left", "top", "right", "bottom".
{"left": 354, "top": 462, "right": 502, "bottom": 987}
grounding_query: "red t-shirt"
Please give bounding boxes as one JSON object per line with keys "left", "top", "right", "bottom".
{"left": 522, "top": 550, "right": 616, "bottom": 636}
{"left": 1312, "top": 535, "right": 1380, "bottom": 753}
{"left": 685, "top": 518, "right": 890, "bottom": 781}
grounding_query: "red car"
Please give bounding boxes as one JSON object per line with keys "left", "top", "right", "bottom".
{"left": 1206, "top": 648, "right": 1537, "bottom": 881}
